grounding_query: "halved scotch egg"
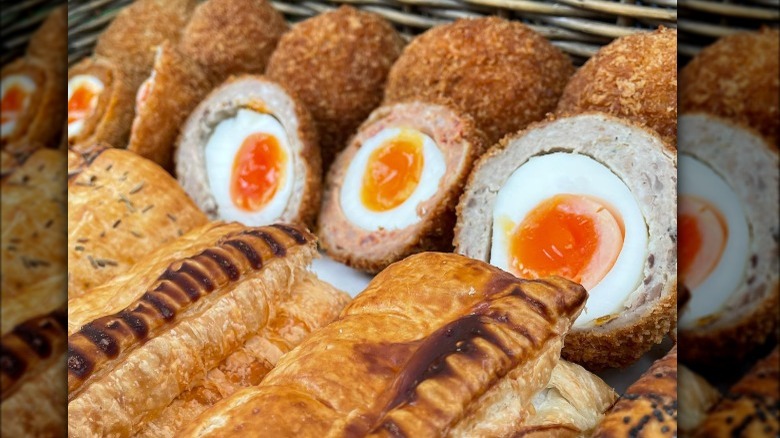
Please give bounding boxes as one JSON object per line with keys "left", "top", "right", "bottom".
{"left": 318, "top": 102, "right": 487, "bottom": 273}
{"left": 1, "top": 57, "right": 64, "bottom": 151}
{"left": 176, "top": 75, "right": 320, "bottom": 227}
{"left": 67, "top": 57, "right": 135, "bottom": 151}
{"left": 455, "top": 113, "right": 677, "bottom": 369}
{"left": 678, "top": 113, "right": 779, "bottom": 367}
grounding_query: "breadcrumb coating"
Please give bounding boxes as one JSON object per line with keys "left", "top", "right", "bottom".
{"left": 680, "top": 28, "right": 779, "bottom": 148}
{"left": 556, "top": 27, "right": 677, "bottom": 148}
{"left": 385, "top": 17, "right": 574, "bottom": 145}
{"left": 267, "top": 6, "right": 404, "bottom": 172}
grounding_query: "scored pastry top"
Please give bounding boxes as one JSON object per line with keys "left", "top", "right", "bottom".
{"left": 67, "top": 223, "right": 314, "bottom": 399}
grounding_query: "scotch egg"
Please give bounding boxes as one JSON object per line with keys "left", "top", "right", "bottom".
{"left": 67, "top": 74, "right": 104, "bottom": 140}
{"left": 318, "top": 102, "right": 487, "bottom": 273}
{"left": 1, "top": 74, "right": 36, "bottom": 140}
{"left": 455, "top": 113, "right": 677, "bottom": 369}
{"left": 176, "top": 75, "right": 320, "bottom": 227}
{"left": 678, "top": 113, "right": 779, "bottom": 367}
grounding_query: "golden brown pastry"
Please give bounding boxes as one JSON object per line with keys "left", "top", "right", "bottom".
{"left": 1, "top": 306, "right": 67, "bottom": 438}
{"left": 67, "top": 222, "right": 349, "bottom": 437}
{"left": 26, "top": 5, "right": 68, "bottom": 77}
{"left": 179, "top": 252, "right": 614, "bottom": 437}
{"left": 67, "top": 146, "right": 208, "bottom": 299}
{"left": 678, "top": 364, "right": 720, "bottom": 437}
{"left": 67, "top": 57, "right": 136, "bottom": 150}
{"left": 266, "top": 6, "right": 404, "bottom": 170}
{"left": 556, "top": 27, "right": 678, "bottom": 148}
{"left": 1, "top": 148, "right": 66, "bottom": 298}
{"left": 694, "top": 347, "right": 779, "bottom": 437}
{"left": 592, "top": 346, "right": 678, "bottom": 437}
{"left": 127, "top": 42, "right": 212, "bottom": 170}
{"left": 179, "top": 0, "right": 288, "bottom": 84}
{"left": 94, "top": 0, "right": 197, "bottom": 85}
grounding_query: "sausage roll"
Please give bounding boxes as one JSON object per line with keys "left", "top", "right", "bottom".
{"left": 694, "top": 347, "right": 779, "bottom": 437}
{"left": 68, "top": 146, "right": 208, "bottom": 299}
{"left": 179, "top": 252, "right": 616, "bottom": 437}
{"left": 67, "top": 222, "right": 350, "bottom": 437}
{"left": 592, "top": 346, "right": 678, "bottom": 437}
{"left": 678, "top": 114, "right": 779, "bottom": 366}
{"left": 127, "top": 42, "right": 212, "bottom": 170}
{"left": 318, "top": 102, "right": 487, "bottom": 273}
{"left": 1, "top": 148, "right": 66, "bottom": 298}
{"left": 176, "top": 75, "right": 320, "bottom": 228}
{"left": 455, "top": 113, "right": 677, "bottom": 369}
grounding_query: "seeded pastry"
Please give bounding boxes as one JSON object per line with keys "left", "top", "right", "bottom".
{"left": 267, "top": 6, "right": 404, "bottom": 170}
{"left": 556, "top": 27, "right": 678, "bottom": 147}
{"left": 455, "top": 113, "right": 677, "bottom": 369}
{"left": 680, "top": 28, "right": 779, "bottom": 147}
{"left": 67, "top": 223, "right": 350, "bottom": 437}
{"left": 67, "top": 57, "right": 135, "bottom": 150}
{"left": 179, "top": 252, "right": 615, "bottom": 437}
{"left": 180, "top": 0, "right": 287, "bottom": 84}
{"left": 176, "top": 75, "right": 320, "bottom": 228}
{"left": 68, "top": 146, "right": 208, "bottom": 299}
{"left": 385, "top": 17, "right": 573, "bottom": 145}
{"left": 677, "top": 114, "right": 779, "bottom": 366}
{"left": 319, "top": 102, "right": 487, "bottom": 273}
{"left": 127, "top": 42, "right": 212, "bottom": 170}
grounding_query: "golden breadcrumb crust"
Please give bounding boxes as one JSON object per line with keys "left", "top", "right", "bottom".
{"left": 385, "top": 17, "right": 574, "bottom": 145}
{"left": 556, "top": 27, "right": 677, "bottom": 149}
{"left": 680, "top": 28, "right": 779, "bottom": 148}
{"left": 267, "top": 6, "right": 404, "bottom": 171}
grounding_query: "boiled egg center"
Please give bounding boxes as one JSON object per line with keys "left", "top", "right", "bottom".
{"left": 340, "top": 127, "right": 445, "bottom": 232}
{"left": 67, "top": 75, "right": 104, "bottom": 138}
{"left": 678, "top": 155, "right": 749, "bottom": 329}
{"left": 205, "top": 108, "right": 294, "bottom": 226}
{"left": 1, "top": 75, "right": 36, "bottom": 138}
{"left": 491, "top": 152, "right": 647, "bottom": 327}
{"left": 509, "top": 194, "right": 624, "bottom": 291}
{"left": 360, "top": 131, "right": 424, "bottom": 212}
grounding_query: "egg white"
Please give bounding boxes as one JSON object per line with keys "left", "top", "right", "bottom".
{"left": 1, "top": 74, "right": 36, "bottom": 139}
{"left": 678, "top": 154, "right": 749, "bottom": 329}
{"left": 340, "top": 127, "right": 446, "bottom": 232}
{"left": 67, "top": 74, "right": 105, "bottom": 139}
{"left": 205, "top": 109, "right": 294, "bottom": 226}
{"left": 490, "top": 152, "right": 648, "bottom": 327}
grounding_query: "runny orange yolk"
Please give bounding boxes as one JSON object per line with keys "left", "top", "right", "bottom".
{"left": 678, "top": 195, "right": 727, "bottom": 290}
{"left": 361, "top": 131, "right": 424, "bottom": 212}
{"left": 509, "top": 194, "right": 624, "bottom": 290}
{"left": 1, "top": 85, "right": 28, "bottom": 125}
{"left": 68, "top": 86, "right": 99, "bottom": 124}
{"left": 230, "top": 132, "right": 286, "bottom": 212}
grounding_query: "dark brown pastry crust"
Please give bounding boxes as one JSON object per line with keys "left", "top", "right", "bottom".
{"left": 266, "top": 6, "right": 404, "bottom": 171}
{"left": 94, "top": 0, "right": 197, "bottom": 86}
{"left": 180, "top": 0, "right": 288, "bottom": 84}
{"left": 385, "top": 17, "right": 574, "bottom": 145}
{"left": 67, "top": 57, "right": 136, "bottom": 150}
{"left": 592, "top": 346, "right": 678, "bottom": 437}
{"left": 556, "top": 27, "right": 678, "bottom": 149}
{"left": 694, "top": 347, "right": 779, "bottom": 437}
{"left": 318, "top": 101, "right": 488, "bottom": 273}
{"left": 127, "top": 42, "right": 213, "bottom": 170}
{"left": 680, "top": 28, "right": 779, "bottom": 148}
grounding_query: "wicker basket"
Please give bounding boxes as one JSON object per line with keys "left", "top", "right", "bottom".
{"left": 0, "top": 0, "right": 64, "bottom": 65}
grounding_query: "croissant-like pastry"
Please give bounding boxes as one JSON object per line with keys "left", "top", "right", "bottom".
{"left": 179, "top": 252, "right": 615, "bottom": 437}
{"left": 67, "top": 146, "right": 208, "bottom": 299}
{"left": 67, "top": 222, "right": 349, "bottom": 437}
{"left": 592, "top": 345, "right": 678, "bottom": 437}
{"left": 678, "top": 364, "right": 720, "bottom": 437}
{"left": 694, "top": 347, "right": 779, "bottom": 437}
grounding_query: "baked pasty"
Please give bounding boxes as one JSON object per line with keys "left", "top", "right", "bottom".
{"left": 67, "top": 222, "right": 349, "bottom": 437}
{"left": 180, "top": 252, "right": 615, "bottom": 437}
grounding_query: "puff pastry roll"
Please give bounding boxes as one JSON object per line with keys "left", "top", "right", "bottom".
{"left": 678, "top": 364, "right": 720, "bottom": 437}
{"left": 694, "top": 347, "right": 779, "bottom": 437}
{"left": 592, "top": 345, "right": 678, "bottom": 437}
{"left": 179, "top": 252, "right": 605, "bottom": 437}
{"left": 67, "top": 222, "right": 349, "bottom": 437}
{"left": 68, "top": 146, "right": 208, "bottom": 298}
